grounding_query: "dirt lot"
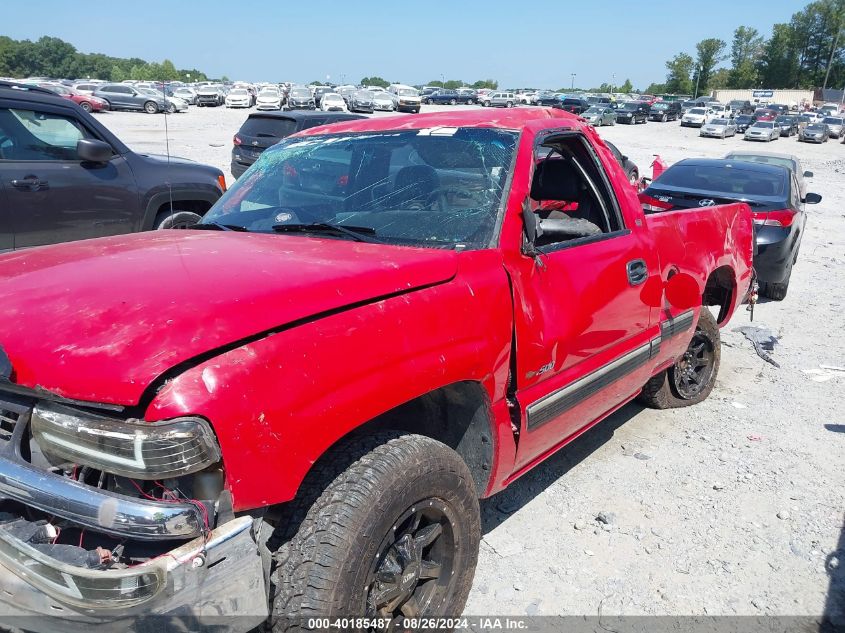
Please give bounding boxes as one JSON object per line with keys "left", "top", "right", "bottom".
{"left": 97, "top": 105, "right": 845, "bottom": 620}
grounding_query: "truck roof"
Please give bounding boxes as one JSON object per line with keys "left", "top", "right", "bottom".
{"left": 297, "top": 106, "right": 579, "bottom": 136}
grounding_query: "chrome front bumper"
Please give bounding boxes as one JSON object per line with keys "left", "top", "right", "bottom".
{"left": 0, "top": 455, "right": 204, "bottom": 540}
{"left": 0, "top": 515, "right": 267, "bottom": 632}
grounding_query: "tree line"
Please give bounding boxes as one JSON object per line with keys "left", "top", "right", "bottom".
{"left": 0, "top": 35, "right": 211, "bottom": 83}
{"left": 645, "top": 0, "right": 844, "bottom": 96}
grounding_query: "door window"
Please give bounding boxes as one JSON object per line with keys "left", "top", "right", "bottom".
{"left": 0, "top": 108, "right": 90, "bottom": 161}
{"left": 530, "top": 135, "right": 625, "bottom": 249}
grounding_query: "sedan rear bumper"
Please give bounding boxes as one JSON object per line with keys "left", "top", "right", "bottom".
{"left": 755, "top": 224, "right": 801, "bottom": 284}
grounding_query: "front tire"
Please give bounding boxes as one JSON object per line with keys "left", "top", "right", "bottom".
{"left": 638, "top": 308, "right": 720, "bottom": 409}
{"left": 270, "top": 432, "right": 480, "bottom": 629}
{"left": 79, "top": 101, "right": 92, "bottom": 113}
{"left": 144, "top": 101, "right": 159, "bottom": 114}
{"left": 155, "top": 210, "right": 202, "bottom": 229}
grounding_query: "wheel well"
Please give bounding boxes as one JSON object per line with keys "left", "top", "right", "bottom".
{"left": 154, "top": 200, "right": 213, "bottom": 223}
{"left": 702, "top": 266, "right": 736, "bottom": 325}
{"left": 313, "top": 382, "right": 495, "bottom": 497}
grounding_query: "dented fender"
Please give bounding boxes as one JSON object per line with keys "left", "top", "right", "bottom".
{"left": 144, "top": 250, "right": 515, "bottom": 511}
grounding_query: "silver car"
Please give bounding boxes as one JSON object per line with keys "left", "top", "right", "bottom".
{"left": 744, "top": 121, "right": 779, "bottom": 142}
{"left": 822, "top": 116, "right": 843, "bottom": 138}
{"left": 700, "top": 118, "right": 737, "bottom": 138}
{"left": 487, "top": 92, "right": 517, "bottom": 108}
{"left": 582, "top": 106, "right": 616, "bottom": 126}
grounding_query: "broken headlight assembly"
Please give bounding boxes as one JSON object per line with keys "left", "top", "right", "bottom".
{"left": 31, "top": 402, "right": 221, "bottom": 480}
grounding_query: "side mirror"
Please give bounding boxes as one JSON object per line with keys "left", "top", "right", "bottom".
{"left": 521, "top": 200, "right": 539, "bottom": 252}
{"left": 803, "top": 170, "right": 813, "bottom": 178}
{"left": 77, "top": 139, "right": 112, "bottom": 163}
{"left": 665, "top": 272, "right": 700, "bottom": 310}
{"left": 803, "top": 192, "right": 822, "bottom": 204}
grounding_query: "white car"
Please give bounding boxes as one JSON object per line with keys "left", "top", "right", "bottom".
{"left": 700, "top": 118, "right": 737, "bottom": 138}
{"left": 225, "top": 88, "right": 252, "bottom": 108}
{"left": 681, "top": 107, "right": 714, "bottom": 127}
{"left": 518, "top": 91, "right": 537, "bottom": 105}
{"left": 373, "top": 91, "right": 396, "bottom": 111}
{"left": 172, "top": 87, "right": 197, "bottom": 105}
{"left": 708, "top": 104, "right": 731, "bottom": 119}
{"left": 744, "top": 121, "right": 780, "bottom": 142}
{"left": 255, "top": 89, "right": 282, "bottom": 110}
{"left": 320, "top": 93, "right": 348, "bottom": 112}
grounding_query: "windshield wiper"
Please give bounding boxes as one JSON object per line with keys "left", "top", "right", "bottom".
{"left": 194, "top": 222, "right": 250, "bottom": 232}
{"left": 272, "top": 222, "right": 381, "bottom": 243}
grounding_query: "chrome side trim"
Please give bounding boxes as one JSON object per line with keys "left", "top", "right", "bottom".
{"left": 526, "top": 340, "right": 656, "bottom": 431}
{"left": 0, "top": 456, "right": 203, "bottom": 540}
{"left": 660, "top": 309, "right": 696, "bottom": 341}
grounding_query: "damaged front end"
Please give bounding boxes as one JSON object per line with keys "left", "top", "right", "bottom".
{"left": 0, "top": 391, "right": 267, "bottom": 631}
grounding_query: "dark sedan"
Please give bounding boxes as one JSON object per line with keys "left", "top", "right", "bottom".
{"left": 348, "top": 89, "right": 375, "bottom": 113}
{"left": 534, "top": 92, "right": 562, "bottom": 107}
{"left": 798, "top": 123, "right": 830, "bottom": 143}
{"left": 774, "top": 115, "right": 799, "bottom": 137}
{"left": 734, "top": 114, "right": 756, "bottom": 133}
{"left": 287, "top": 87, "right": 316, "bottom": 110}
{"left": 642, "top": 158, "right": 821, "bottom": 300}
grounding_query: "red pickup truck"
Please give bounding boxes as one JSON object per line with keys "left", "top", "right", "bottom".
{"left": 0, "top": 109, "right": 753, "bottom": 629}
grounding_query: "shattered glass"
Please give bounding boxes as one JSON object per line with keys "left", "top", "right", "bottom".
{"left": 204, "top": 128, "right": 518, "bottom": 249}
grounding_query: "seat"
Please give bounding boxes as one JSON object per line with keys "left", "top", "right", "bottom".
{"left": 388, "top": 165, "right": 440, "bottom": 207}
{"left": 530, "top": 159, "right": 603, "bottom": 237}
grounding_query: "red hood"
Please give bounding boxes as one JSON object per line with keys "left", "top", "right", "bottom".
{"left": 0, "top": 232, "right": 458, "bottom": 405}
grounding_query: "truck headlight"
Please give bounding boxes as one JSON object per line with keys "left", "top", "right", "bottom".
{"left": 31, "top": 403, "right": 221, "bottom": 480}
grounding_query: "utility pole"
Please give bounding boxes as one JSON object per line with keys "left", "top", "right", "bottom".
{"left": 822, "top": 25, "right": 842, "bottom": 89}
{"left": 571, "top": 73, "right": 576, "bottom": 90}
{"left": 611, "top": 73, "right": 615, "bottom": 95}
{"left": 694, "top": 67, "right": 701, "bottom": 99}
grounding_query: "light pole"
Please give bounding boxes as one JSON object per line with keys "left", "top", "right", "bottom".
{"left": 611, "top": 73, "right": 615, "bottom": 95}
{"left": 571, "top": 73, "right": 576, "bottom": 90}
{"left": 693, "top": 66, "right": 701, "bottom": 99}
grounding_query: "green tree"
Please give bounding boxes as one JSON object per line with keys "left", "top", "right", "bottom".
{"left": 728, "top": 26, "right": 764, "bottom": 88}
{"left": 443, "top": 79, "right": 464, "bottom": 89}
{"left": 710, "top": 68, "right": 731, "bottom": 88}
{"left": 471, "top": 79, "right": 498, "bottom": 89}
{"left": 110, "top": 64, "right": 126, "bottom": 82}
{"left": 665, "top": 52, "right": 695, "bottom": 94}
{"left": 360, "top": 76, "right": 389, "bottom": 88}
{"left": 645, "top": 82, "right": 667, "bottom": 95}
{"left": 758, "top": 23, "right": 799, "bottom": 87}
{"left": 693, "top": 38, "right": 727, "bottom": 95}
{"left": 427, "top": 80, "right": 444, "bottom": 87}
{"left": 619, "top": 78, "right": 634, "bottom": 93}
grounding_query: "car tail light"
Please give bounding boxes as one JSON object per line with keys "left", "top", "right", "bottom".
{"left": 217, "top": 174, "right": 227, "bottom": 192}
{"left": 233, "top": 135, "right": 242, "bottom": 146}
{"left": 638, "top": 194, "right": 673, "bottom": 213}
{"left": 752, "top": 209, "right": 796, "bottom": 227}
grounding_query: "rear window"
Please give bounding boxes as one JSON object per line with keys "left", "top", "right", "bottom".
{"left": 658, "top": 164, "right": 787, "bottom": 199}
{"left": 239, "top": 116, "right": 298, "bottom": 139}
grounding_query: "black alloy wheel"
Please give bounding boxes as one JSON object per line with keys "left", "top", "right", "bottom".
{"left": 671, "top": 328, "right": 716, "bottom": 399}
{"left": 366, "top": 501, "right": 456, "bottom": 622}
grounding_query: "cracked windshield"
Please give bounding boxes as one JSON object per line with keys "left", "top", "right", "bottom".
{"left": 203, "top": 127, "right": 517, "bottom": 248}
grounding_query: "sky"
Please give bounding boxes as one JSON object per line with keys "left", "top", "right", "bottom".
{"left": 4, "top": 0, "right": 807, "bottom": 89}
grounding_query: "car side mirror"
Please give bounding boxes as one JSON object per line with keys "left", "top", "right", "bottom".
{"left": 665, "top": 272, "right": 700, "bottom": 310}
{"left": 803, "top": 170, "right": 813, "bottom": 178}
{"left": 77, "top": 139, "right": 112, "bottom": 163}
{"left": 803, "top": 192, "right": 822, "bottom": 204}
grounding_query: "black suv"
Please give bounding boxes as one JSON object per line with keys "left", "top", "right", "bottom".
{"left": 0, "top": 82, "right": 226, "bottom": 251}
{"left": 616, "top": 101, "right": 650, "bottom": 124}
{"left": 231, "top": 111, "right": 365, "bottom": 178}
{"left": 648, "top": 101, "right": 682, "bottom": 122}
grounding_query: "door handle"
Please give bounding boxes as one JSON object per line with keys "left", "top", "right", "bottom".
{"left": 11, "top": 176, "right": 49, "bottom": 191}
{"left": 626, "top": 259, "right": 648, "bottom": 286}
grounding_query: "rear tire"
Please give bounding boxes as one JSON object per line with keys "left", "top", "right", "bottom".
{"left": 269, "top": 432, "right": 480, "bottom": 630}
{"left": 144, "top": 101, "right": 159, "bottom": 114}
{"left": 79, "top": 101, "right": 92, "bottom": 113}
{"left": 154, "top": 210, "right": 202, "bottom": 229}
{"left": 638, "top": 308, "right": 720, "bottom": 409}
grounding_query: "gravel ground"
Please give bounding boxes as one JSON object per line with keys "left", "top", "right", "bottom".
{"left": 95, "top": 105, "right": 845, "bottom": 620}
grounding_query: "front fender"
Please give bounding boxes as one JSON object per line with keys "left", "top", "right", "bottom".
{"left": 144, "top": 251, "right": 514, "bottom": 510}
